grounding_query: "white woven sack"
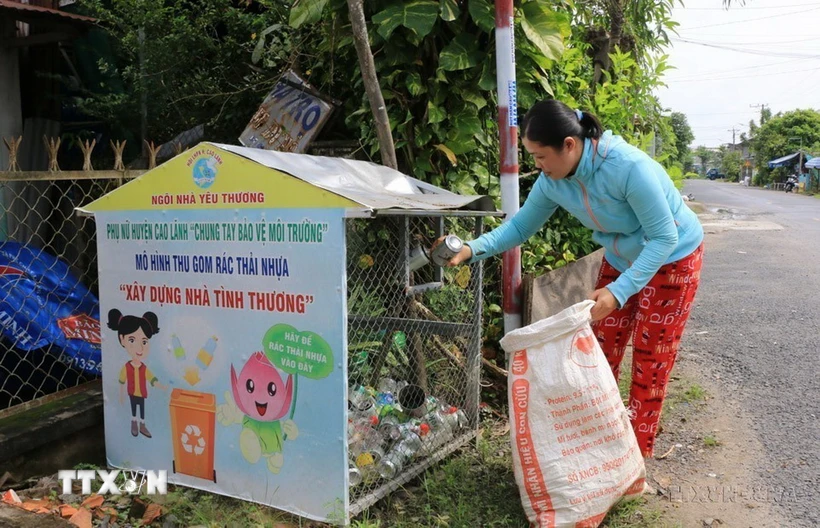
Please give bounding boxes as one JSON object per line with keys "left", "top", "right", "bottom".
{"left": 499, "top": 300, "right": 646, "bottom": 528}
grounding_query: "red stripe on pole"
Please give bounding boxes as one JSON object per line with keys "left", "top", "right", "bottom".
{"left": 502, "top": 248, "right": 522, "bottom": 313}
{"left": 494, "top": 0, "right": 513, "bottom": 26}
{"left": 498, "top": 107, "right": 519, "bottom": 174}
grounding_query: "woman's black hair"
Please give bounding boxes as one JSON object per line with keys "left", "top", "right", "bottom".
{"left": 521, "top": 99, "right": 604, "bottom": 149}
{"left": 107, "top": 309, "right": 160, "bottom": 338}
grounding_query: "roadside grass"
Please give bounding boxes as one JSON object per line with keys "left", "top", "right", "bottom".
{"left": 600, "top": 495, "right": 681, "bottom": 528}
{"left": 681, "top": 383, "right": 707, "bottom": 403}
{"left": 703, "top": 435, "right": 720, "bottom": 448}
{"left": 148, "top": 421, "right": 527, "bottom": 528}
{"left": 55, "top": 413, "right": 672, "bottom": 527}
{"left": 99, "top": 347, "right": 674, "bottom": 527}
{"left": 45, "top": 350, "right": 687, "bottom": 527}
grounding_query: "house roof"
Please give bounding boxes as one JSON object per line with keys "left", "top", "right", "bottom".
{"left": 768, "top": 152, "right": 801, "bottom": 168}
{"left": 0, "top": 0, "right": 95, "bottom": 25}
{"left": 79, "top": 142, "right": 497, "bottom": 214}
{"left": 216, "top": 143, "right": 495, "bottom": 212}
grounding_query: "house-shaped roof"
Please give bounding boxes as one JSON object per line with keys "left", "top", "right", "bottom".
{"left": 80, "top": 142, "right": 496, "bottom": 213}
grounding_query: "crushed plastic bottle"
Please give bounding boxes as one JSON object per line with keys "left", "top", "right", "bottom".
{"left": 349, "top": 463, "right": 363, "bottom": 487}
{"left": 442, "top": 406, "right": 460, "bottom": 433}
{"left": 375, "top": 377, "right": 400, "bottom": 408}
{"left": 420, "top": 410, "right": 454, "bottom": 456}
{"left": 377, "top": 377, "right": 397, "bottom": 394}
{"left": 455, "top": 409, "right": 470, "bottom": 431}
{"left": 348, "top": 415, "right": 382, "bottom": 457}
{"left": 376, "top": 391, "right": 395, "bottom": 407}
{"left": 355, "top": 446, "right": 385, "bottom": 482}
{"left": 377, "top": 449, "right": 404, "bottom": 479}
{"left": 349, "top": 386, "right": 379, "bottom": 422}
{"left": 378, "top": 414, "right": 402, "bottom": 441}
{"left": 378, "top": 426, "right": 425, "bottom": 479}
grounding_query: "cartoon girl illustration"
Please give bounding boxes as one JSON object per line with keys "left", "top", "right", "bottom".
{"left": 108, "top": 309, "right": 168, "bottom": 438}
{"left": 217, "top": 352, "right": 298, "bottom": 474}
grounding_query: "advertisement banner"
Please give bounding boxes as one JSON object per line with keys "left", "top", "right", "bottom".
{"left": 95, "top": 199, "right": 348, "bottom": 521}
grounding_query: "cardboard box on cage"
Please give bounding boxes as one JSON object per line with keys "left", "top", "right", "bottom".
{"left": 79, "top": 143, "right": 494, "bottom": 524}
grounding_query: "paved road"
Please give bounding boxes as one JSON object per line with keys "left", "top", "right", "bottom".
{"left": 682, "top": 179, "right": 820, "bottom": 527}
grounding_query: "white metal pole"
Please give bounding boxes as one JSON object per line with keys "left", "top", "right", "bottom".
{"left": 494, "top": 0, "right": 522, "bottom": 333}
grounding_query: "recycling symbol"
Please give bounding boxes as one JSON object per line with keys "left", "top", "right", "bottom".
{"left": 181, "top": 424, "right": 206, "bottom": 455}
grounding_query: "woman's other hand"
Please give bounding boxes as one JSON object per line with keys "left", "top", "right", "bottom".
{"left": 589, "top": 287, "right": 618, "bottom": 321}
{"left": 431, "top": 236, "right": 473, "bottom": 267}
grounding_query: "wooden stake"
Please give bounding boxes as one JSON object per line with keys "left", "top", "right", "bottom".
{"left": 43, "top": 135, "right": 61, "bottom": 172}
{"left": 144, "top": 140, "right": 161, "bottom": 169}
{"left": 411, "top": 299, "right": 507, "bottom": 381}
{"left": 346, "top": 0, "right": 397, "bottom": 169}
{"left": 407, "top": 300, "right": 429, "bottom": 394}
{"left": 79, "top": 139, "right": 96, "bottom": 171}
{"left": 3, "top": 136, "right": 22, "bottom": 171}
{"left": 110, "top": 140, "right": 126, "bottom": 171}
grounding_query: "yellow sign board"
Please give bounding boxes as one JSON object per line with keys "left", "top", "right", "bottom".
{"left": 82, "top": 144, "right": 358, "bottom": 212}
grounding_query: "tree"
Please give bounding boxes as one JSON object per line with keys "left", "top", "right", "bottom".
{"left": 682, "top": 151, "right": 694, "bottom": 173}
{"left": 694, "top": 145, "right": 711, "bottom": 175}
{"left": 760, "top": 106, "right": 772, "bottom": 125}
{"left": 74, "top": 0, "right": 287, "bottom": 149}
{"left": 750, "top": 109, "right": 820, "bottom": 185}
{"left": 722, "top": 150, "right": 742, "bottom": 182}
{"left": 714, "top": 144, "right": 727, "bottom": 171}
{"left": 575, "top": 0, "right": 678, "bottom": 89}
{"left": 669, "top": 112, "right": 694, "bottom": 166}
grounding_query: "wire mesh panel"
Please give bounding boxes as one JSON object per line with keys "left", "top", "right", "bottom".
{"left": 0, "top": 174, "right": 123, "bottom": 410}
{"left": 345, "top": 212, "right": 486, "bottom": 515}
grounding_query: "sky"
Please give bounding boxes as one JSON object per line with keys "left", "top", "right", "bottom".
{"left": 657, "top": 0, "right": 820, "bottom": 149}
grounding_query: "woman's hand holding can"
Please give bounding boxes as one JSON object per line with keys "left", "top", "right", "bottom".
{"left": 431, "top": 236, "right": 472, "bottom": 267}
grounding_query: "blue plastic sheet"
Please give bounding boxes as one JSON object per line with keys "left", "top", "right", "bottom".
{"left": 0, "top": 242, "right": 101, "bottom": 376}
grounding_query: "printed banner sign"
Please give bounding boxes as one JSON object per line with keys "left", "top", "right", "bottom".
{"left": 93, "top": 149, "right": 349, "bottom": 522}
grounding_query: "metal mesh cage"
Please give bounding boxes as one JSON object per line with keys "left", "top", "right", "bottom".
{"left": 344, "top": 211, "right": 488, "bottom": 516}
{"left": 0, "top": 175, "right": 122, "bottom": 410}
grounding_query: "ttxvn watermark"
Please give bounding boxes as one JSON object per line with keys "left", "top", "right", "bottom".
{"left": 666, "top": 484, "right": 804, "bottom": 504}
{"left": 57, "top": 469, "right": 168, "bottom": 496}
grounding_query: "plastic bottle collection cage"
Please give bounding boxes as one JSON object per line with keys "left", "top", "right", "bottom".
{"left": 343, "top": 213, "right": 490, "bottom": 517}
{"left": 347, "top": 378, "right": 470, "bottom": 486}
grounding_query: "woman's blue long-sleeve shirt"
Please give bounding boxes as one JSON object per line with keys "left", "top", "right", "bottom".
{"left": 465, "top": 131, "right": 704, "bottom": 307}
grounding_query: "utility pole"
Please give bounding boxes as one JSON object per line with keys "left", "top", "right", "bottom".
{"left": 789, "top": 136, "right": 804, "bottom": 189}
{"left": 750, "top": 103, "right": 769, "bottom": 125}
{"left": 728, "top": 127, "right": 738, "bottom": 151}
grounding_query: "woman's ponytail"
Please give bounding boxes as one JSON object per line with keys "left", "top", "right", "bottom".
{"left": 522, "top": 100, "right": 604, "bottom": 148}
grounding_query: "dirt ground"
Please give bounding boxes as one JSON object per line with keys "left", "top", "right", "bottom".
{"left": 637, "top": 347, "right": 786, "bottom": 528}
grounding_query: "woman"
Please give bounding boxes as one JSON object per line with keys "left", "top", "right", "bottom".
{"left": 445, "top": 99, "right": 704, "bottom": 458}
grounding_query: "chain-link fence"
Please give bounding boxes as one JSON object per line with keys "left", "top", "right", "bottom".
{"left": 0, "top": 173, "right": 124, "bottom": 410}
{"left": 345, "top": 211, "right": 489, "bottom": 516}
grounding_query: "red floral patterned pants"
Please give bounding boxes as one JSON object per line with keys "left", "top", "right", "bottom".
{"left": 592, "top": 243, "right": 704, "bottom": 457}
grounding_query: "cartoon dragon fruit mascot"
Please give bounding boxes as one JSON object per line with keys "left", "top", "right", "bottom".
{"left": 217, "top": 352, "right": 298, "bottom": 474}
